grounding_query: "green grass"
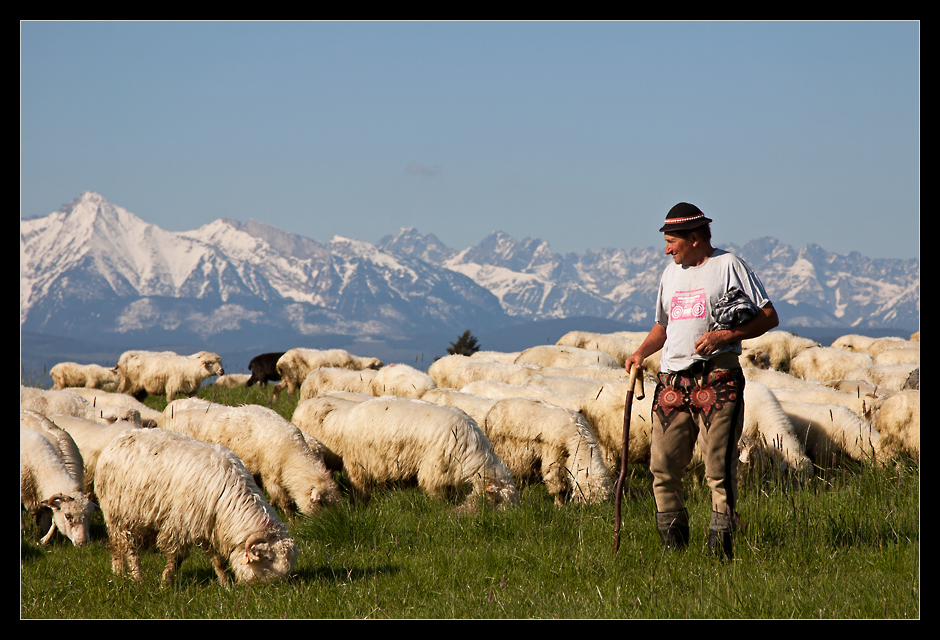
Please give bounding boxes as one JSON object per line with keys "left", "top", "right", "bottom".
{"left": 21, "top": 383, "right": 919, "bottom": 619}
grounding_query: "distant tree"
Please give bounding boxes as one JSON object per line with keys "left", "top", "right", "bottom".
{"left": 447, "top": 330, "right": 481, "bottom": 356}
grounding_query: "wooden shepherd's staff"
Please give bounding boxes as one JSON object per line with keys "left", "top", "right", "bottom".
{"left": 613, "top": 364, "right": 644, "bottom": 555}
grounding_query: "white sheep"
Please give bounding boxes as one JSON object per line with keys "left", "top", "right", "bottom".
{"left": 459, "top": 379, "right": 585, "bottom": 413}
{"left": 843, "top": 364, "right": 920, "bottom": 391}
{"left": 47, "top": 414, "right": 142, "bottom": 500}
{"left": 820, "top": 378, "right": 894, "bottom": 399}
{"left": 742, "top": 330, "right": 820, "bottom": 372}
{"left": 870, "top": 389, "right": 919, "bottom": 460}
{"left": 469, "top": 350, "right": 522, "bottom": 364}
{"left": 213, "top": 373, "right": 252, "bottom": 388}
{"left": 116, "top": 350, "right": 225, "bottom": 402}
{"left": 788, "top": 347, "right": 875, "bottom": 383}
{"left": 50, "top": 362, "right": 121, "bottom": 391}
{"left": 20, "top": 410, "right": 86, "bottom": 491}
{"left": 300, "top": 367, "right": 379, "bottom": 401}
{"left": 273, "top": 348, "right": 383, "bottom": 399}
{"left": 477, "top": 397, "right": 612, "bottom": 506}
{"left": 830, "top": 333, "right": 880, "bottom": 353}
{"left": 739, "top": 348, "right": 772, "bottom": 370}
{"left": 95, "top": 428, "right": 298, "bottom": 586}
{"left": 21, "top": 386, "right": 142, "bottom": 426}
{"left": 779, "top": 400, "right": 884, "bottom": 468}
{"left": 736, "top": 382, "right": 814, "bottom": 478}
{"left": 427, "top": 354, "right": 540, "bottom": 389}
{"left": 370, "top": 363, "right": 437, "bottom": 398}
{"left": 863, "top": 337, "right": 918, "bottom": 358}
{"left": 423, "top": 387, "right": 607, "bottom": 504}
{"left": 291, "top": 394, "right": 519, "bottom": 509}
{"left": 20, "top": 428, "right": 96, "bottom": 547}
{"left": 555, "top": 331, "right": 642, "bottom": 367}
{"left": 769, "top": 385, "right": 878, "bottom": 421}
{"left": 514, "top": 344, "right": 620, "bottom": 369}
{"left": 873, "top": 347, "right": 919, "bottom": 366}
{"left": 161, "top": 403, "right": 343, "bottom": 516}
{"left": 577, "top": 379, "right": 655, "bottom": 475}
{"left": 742, "top": 367, "right": 821, "bottom": 390}
{"left": 62, "top": 387, "right": 163, "bottom": 428}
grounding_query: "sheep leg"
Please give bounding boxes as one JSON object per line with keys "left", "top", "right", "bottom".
{"left": 209, "top": 554, "right": 231, "bottom": 587}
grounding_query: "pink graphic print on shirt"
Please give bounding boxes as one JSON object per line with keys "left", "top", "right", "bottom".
{"left": 669, "top": 289, "right": 707, "bottom": 321}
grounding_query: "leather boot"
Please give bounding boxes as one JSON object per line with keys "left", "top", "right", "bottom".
{"left": 656, "top": 508, "right": 690, "bottom": 551}
{"left": 708, "top": 510, "right": 736, "bottom": 561}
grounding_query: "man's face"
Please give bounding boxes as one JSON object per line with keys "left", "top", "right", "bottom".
{"left": 664, "top": 232, "right": 697, "bottom": 265}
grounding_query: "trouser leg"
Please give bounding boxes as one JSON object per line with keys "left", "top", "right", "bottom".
{"left": 699, "top": 370, "right": 745, "bottom": 561}
{"left": 650, "top": 408, "right": 698, "bottom": 514}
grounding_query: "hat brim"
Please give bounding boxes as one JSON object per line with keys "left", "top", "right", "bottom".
{"left": 659, "top": 216, "right": 713, "bottom": 233}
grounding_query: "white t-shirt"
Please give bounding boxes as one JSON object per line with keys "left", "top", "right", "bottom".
{"left": 655, "top": 248, "right": 772, "bottom": 374}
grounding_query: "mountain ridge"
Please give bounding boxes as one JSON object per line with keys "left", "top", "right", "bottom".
{"left": 21, "top": 192, "right": 919, "bottom": 367}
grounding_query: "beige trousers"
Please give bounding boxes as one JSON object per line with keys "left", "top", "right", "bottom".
{"left": 649, "top": 352, "right": 745, "bottom": 516}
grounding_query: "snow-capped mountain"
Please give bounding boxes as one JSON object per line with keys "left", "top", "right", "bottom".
{"left": 21, "top": 192, "right": 919, "bottom": 353}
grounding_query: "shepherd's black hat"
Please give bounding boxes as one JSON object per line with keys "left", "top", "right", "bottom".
{"left": 659, "top": 202, "right": 713, "bottom": 233}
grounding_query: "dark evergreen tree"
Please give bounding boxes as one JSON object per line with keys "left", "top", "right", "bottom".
{"left": 447, "top": 330, "right": 481, "bottom": 356}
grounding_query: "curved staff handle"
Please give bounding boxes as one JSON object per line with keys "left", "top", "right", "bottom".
{"left": 613, "top": 364, "right": 644, "bottom": 555}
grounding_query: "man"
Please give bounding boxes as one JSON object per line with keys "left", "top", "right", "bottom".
{"left": 624, "top": 202, "right": 778, "bottom": 561}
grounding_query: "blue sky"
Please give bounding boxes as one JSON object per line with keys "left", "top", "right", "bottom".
{"left": 21, "top": 21, "right": 919, "bottom": 260}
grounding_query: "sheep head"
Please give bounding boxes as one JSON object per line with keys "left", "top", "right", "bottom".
{"left": 230, "top": 530, "right": 297, "bottom": 584}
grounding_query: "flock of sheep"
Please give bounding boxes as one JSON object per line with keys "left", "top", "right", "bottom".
{"left": 21, "top": 329, "right": 919, "bottom": 587}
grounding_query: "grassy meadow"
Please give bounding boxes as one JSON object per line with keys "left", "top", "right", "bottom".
{"left": 21, "top": 381, "right": 919, "bottom": 619}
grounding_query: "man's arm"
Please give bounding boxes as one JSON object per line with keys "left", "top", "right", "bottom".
{"left": 624, "top": 323, "right": 667, "bottom": 374}
{"left": 694, "top": 302, "right": 779, "bottom": 356}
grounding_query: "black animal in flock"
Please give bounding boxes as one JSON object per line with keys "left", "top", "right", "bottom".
{"left": 245, "top": 352, "right": 286, "bottom": 387}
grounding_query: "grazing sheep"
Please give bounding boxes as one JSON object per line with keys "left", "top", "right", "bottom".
{"left": 246, "top": 351, "right": 285, "bottom": 387}
{"left": 737, "top": 382, "right": 814, "bottom": 478}
{"left": 477, "top": 397, "right": 612, "bottom": 506}
{"left": 371, "top": 363, "right": 437, "bottom": 399}
{"left": 521, "top": 373, "right": 607, "bottom": 399}
{"left": 469, "top": 350, "right": 522, "bottom": 364}
{"left": 62, "top": 387, "right": 163, "bottom": 428}
{"left": 555, "top": 330, "right": 641, "bottom": 367}
{"left": 864, "top": 337, "right": 918, "bottom": 358}
{"left": 769, "top": 385, "right": 878, "bottom": 421}
{"left": 830, "top": 334, "right": 880, "bottom": 353}
{"left": 870, "top": 389, "right": 919, "bottom": 460}
{"left": 273, "top": 348, "right": 383, "bottom": 400}
{"left": 20, "top": 410, "right": 86, "bottom": 491}
{"left": 46, "top": 414, "right": 141, "bottom": 499}
{"left": 514, "top": 344, "right": 620, "bottom": 369}
{"left": 291, "top": 395, "right": 519, "bottom": 509}
{"left": 21, "top": 386, "right": 141, "bottom": 426}
{"left": 821, "top": 378, "right": 894, "bottom": 399}
{"left": 873, "top": 347, "right": 919, "bottom": 366}
{"left": 460, "top": 379, "right": 584, "bottom": 413}
{"left": 788, "top": 347, "right": 874, "bottom": 383}
{"left": 427, "top": 354, "right": 540, "bottom": 390}
{"left": 20, "top": 428, "right": 96, "bottom": 547}
{"left": 420, "top": 388, "right": 499, "bottom": 426}
{"left": 739, "top": 348, "right": 771, "bottom": 370}
{"left": 300, "top": 367, "right": 379, "bottom": 401}
{"left": 50, "top": 362, "right": 121, "bottom": 392}
{"left": 213, "top": 373, "right": 251, "bottom": 388}
{"left": 741, "top": 330, "right": 820, "bottom": 372}
{"left": 779, "top": 400, "right": 884, "bottom": 468}
{"left": 95, "top": 428, "right": 297, "bottom": 587}
{"left": 426, "top": 386, "right": 603, "bottom": 504}
{"left": 161, "top": 403, "right": 342, "bottom": 516}
{"left": 577, "top": 379, "right": 655, "bottom": 475}
{"left": 843, "top": 364, "right": 920, "bottom": 392}
{"left": 116, "top": 350, "right": 225, "bottom": 402}
{"left": 742, "top": 367, "right": 820, "bottom": 390}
